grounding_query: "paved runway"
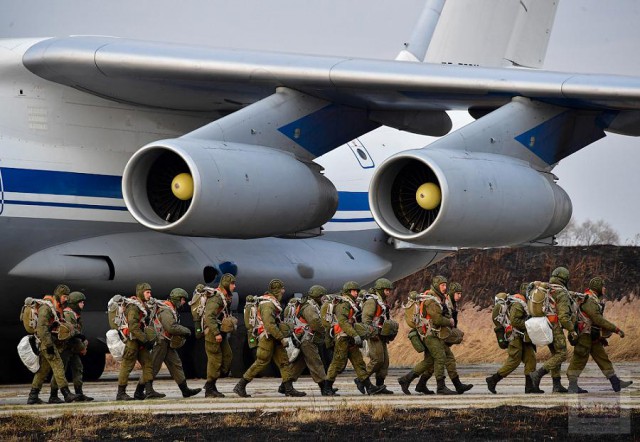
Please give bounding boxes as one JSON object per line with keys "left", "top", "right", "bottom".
{"left": 0, "top": 363, "right": 637, "bottom": 417}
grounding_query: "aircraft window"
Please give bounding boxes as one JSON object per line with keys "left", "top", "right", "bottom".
{"left": 347, "top": 139, "right": 374, "bottom": 169}
{"left": 203, "top": 266, "right": 218, "bottom": 284}
{"left": 345, "top": 251, "right": 355, "bottom": 260}
{"left": 356, "top": 148, "right": 368, "bottom": 160}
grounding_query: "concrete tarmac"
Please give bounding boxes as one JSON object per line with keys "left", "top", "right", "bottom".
{"left": 0, "top": 363, "right": 637, "bottom": 417}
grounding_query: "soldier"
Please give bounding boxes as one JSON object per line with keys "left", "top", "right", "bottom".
{"left": 150, "top": 288, "right": 201, "bottom": 398}
{"left": 326, "top": 281, "right": 384, "bottom": 395}
{"left": 566, "top": 277, "right": 632, "bottom": 393}
{"left": 486, "top": 284, "right": 542, "bottom": 394}
{"left": 282, "top": 285, "right": 334, "bottom": 396}
{"left": 448, "top": 282, "right": 463, "bottom": 328}
{"left": 49, "top": 291, "right": 93, "bottom": 403}
{"left": 27, "top": 284, "right": 81, "bottom": 404}
{"left": 234, "top": 279, "right": 306, "bottom": 397}
{"left": 361, "top": 278, "right": 394, "bottom": 394}
{"left": 528, "top": 267, "right": 573, "bottom": 393}
{"left": 204, "top": 274, "right": 236, "bottom": 398}
{"left": 398, "top": 276, "right": 472, "bottom": 395}
{"left": 116, "top": 282, "right": 165, "bottom": 401}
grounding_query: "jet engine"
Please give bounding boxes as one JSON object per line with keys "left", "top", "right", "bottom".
{"left": 122, "top": 139, "right": 338, "bottom": 238}
{"left": 369, "top": 148, "right": 572, "bottom": 248}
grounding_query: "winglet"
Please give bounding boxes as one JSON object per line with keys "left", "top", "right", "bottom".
{"left": 395, "top": 0, "right": 446, "bottom": 62}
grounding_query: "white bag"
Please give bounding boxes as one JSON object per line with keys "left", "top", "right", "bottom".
{"left": 17, "top": 335, "right": 40, "bottom": 373}
{"left": 525, "top": 317, "right": 554, "bottom": 346}
{"left": 106, "top": 329, "right": 126, "bottom": 362}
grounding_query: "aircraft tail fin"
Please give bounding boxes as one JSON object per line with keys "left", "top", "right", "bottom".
{"left": 395, "top": 0, "right": 446, "bottom": 62}
{"left": 425, "top": 0, "right": 560, "bottom": 68}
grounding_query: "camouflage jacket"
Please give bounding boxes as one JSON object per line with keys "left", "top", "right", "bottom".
{"left": 63, "top": 307, "right": 87, "bottom": 353}
{"left": 421, "top": 291, "right": 452, "bottom": 329}
{"left": 203, "top": 288, "right": 230, "bottom": 341}
{"left": 361, "top": 291, "right": 389, "bottom": 331}
{"left": 125, "top": 301, "right": 148, "bottom": 343}
{"left": 298, "top": 299, "right": 325, "bottom": 337}
{"left": 549, "top": 285, "right": 574, "bottom": 332}
{"left": 157, "top": 301, "right": 191, "bottom": 339}
{"left": 258, "top": 295, "right": 285, "bottom": 340}
{"left": 335, "top": 295, "right": 360, "bottom": 338}
{"left": 36, "top": 296, "right": 63, "bottom": 349}
{"left": 579, "top": 290, "right": 617, "bottom": 335}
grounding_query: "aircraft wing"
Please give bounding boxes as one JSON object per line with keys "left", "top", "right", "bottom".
{"left": 23, "top": 36, "right": 640, "bottom": 115}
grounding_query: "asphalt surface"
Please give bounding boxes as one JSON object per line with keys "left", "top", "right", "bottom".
{"left": 0, "top": 363, "right": 637, "bottom": 417}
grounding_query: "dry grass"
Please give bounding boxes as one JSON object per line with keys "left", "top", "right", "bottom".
{"left": 388, "top": 296, "right": 640, "bottom": 366}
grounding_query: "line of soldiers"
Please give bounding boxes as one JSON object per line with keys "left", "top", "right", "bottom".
{"left": 486, "top": 266, "right": 633, "bottom": 394}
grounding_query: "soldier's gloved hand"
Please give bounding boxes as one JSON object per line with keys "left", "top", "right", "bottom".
{"left": 353, "top": 335, "right": 363, "bottom": 347}
{"left": 46, "top": 346, "right": 55, "bottom": 356}
{"left": 618, "top": 329, "right": 625, "bottom": 338}
{"left": 215, "top": 334, "right": 223, "bottom": 343}
{"left": 568, "top": 331, "right": 578, "bottom": 346}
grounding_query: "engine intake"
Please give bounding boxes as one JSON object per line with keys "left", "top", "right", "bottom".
{"left": 123, "top": 139, "right": 338, "bottom": 238}
{"left": 369, "top": 148, "right": 572, "bottom": 247}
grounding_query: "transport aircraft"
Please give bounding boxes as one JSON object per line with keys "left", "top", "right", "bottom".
{"left": 1, "top": 0, "right": 638, "bottom": 381}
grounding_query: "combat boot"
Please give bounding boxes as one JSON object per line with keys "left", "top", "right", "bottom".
{"left": 552, "top": 377, "right": 568, "bottom": 393}
{"left": 485, "top": 373, "right": 502, "bottom": 394}
{"left": 27, "top": 388, "right": 44, "bottom": 405}
{"left": 283, "top": 381, "right": 306, "bottom": 397}
{"left": 74, "top": 385, "right": 94, "bottom": 402}
{"left": 48, "top": 388, "right": 64, "bottom": 404}
{"left": 376, "top": 378, "right": 394, "bottom": 394}
{"left": 415, "top": 375, "right": 435, "bottom": 395}
{"left": 60, "top": 386, "right": 80, "bottom": 403}
{"left": 436, "top": 377, "right": 456, "bottom": 395}
{"left": 609, "top": 375, "right": 633, "bottom": 392}
{"left": 525, "top": 375, "right": 544, "bottom": 394}
{"left": 179, "top": 381, "right": 203, "bottom": 398}
{"left": 233, "top": 377, "right": 252, "bottom": 397}
{"left": 133, "top": 383, "right": 146, "bottom": 400}
{"left": 116, "top": 385, "right": 133, "bottom": 401}
{"left": 363, "top": 378, "right": 385, "bottom": 395}
{"left": 319, "top": 381, "right": 335, "bottom": 396}
{"left": 277, "top": 382, "right": 286, "bottom": 395}
{"left": 451, "top": 376, "right": 473, "bottom": 394}
{"left": 568, "top": 379, "right": 588, "bottom": 394}
{"left": 144, "top": 381, "right": 166, "bottom": 399}
{"left": 528, "top": 367, "right": 548, "bottom": 392}
{"left": 354, "top": 378, "right": 366, "bottom": 394}
{"left": 398, "top": 370, "right": 419, "bottom": 395}
{"left": 325, "top": 380, "right": 339, "bottom": 396}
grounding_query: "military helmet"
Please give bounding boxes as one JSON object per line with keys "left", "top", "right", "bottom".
{"left": 269, "top": 279, "right": 285, "bottom": 293}
{"left": 308, "top": 285, "right": 327, "bottom": 299}
{"left": 519, "top": 283, "right": 529, "bottom": 296}
{"left": 589, "top": 277, "right": 605, "bottom": 294}
{"left": 67, "top": 291, "right": 86, "bottom": 305}
{"left": 342, "top": 281, "right": 360, "bottom": 293}
{"left": 374, "top": 278, "right": 394, "bottom": 291}
{"left": 551, "top": 267, "right": 570, "bottom": 285}
{"left": 136, "top": 282, "right": 152, "bottom": 301}
{"left": 431, "top": 275, "right": 448, "bottom": 294}
{"left": 53, "top": 284, "right": 70, "bottom": 301}
{"left": 448, "top": 282, "right": 462, "bottom": 294}
{"left": 169, "top": 288, "right": 189, "bottom": 304}
{"left": 220, "top": 273, "right": 236, "bottom": 291}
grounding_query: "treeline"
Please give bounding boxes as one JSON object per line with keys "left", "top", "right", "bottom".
{"left": 391, "top": 245, "right": 640, "bottom": 309}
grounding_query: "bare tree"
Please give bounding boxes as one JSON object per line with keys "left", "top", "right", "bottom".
{"left": 557, "top": 218, "right": 620, "bottom": 246}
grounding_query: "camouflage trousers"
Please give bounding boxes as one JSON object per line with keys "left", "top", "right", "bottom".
{"left": 205, "top": 337, "right": 233, "bottom": 381}
{"left": 365, "top": 337, "right": 389, "bottom": 381}
{"left": 413, "top": 335, "right": 458, "bottom": 380}
{"left": 567, "top": 333, "right": 615, "bottom": 381}
{"left": 32, "top": 345, "right": 68, "bottom": 389}
{"left": 50, "top": 349, "right": 84, "bottom": 390}
{"left": 326, "top": 336, "right": 368, "bottom": 382}
{"left": 118, "top": 339, "right": 153, "bottom": 386}
{"left": 289, "top": 339, "right": 327, "bottom": 383}
{"left": 542, "top": 325, "right": 567, "bottom": 378}
{"left": 497, "top": 337, "right": 537, "bottom": 378}
{"left": 243, "top": 335, "right": 292, "bottom": 382}
{"left": 150, "top": 339, "right": 187, "bottom": 385}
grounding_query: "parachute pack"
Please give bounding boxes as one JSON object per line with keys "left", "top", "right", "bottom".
{"left": 107, "top": 294, "right": 147, "bottom": 334}
{"left": 402, "top": 292, "right": 439, "bottom": 333}
{"left": 20, "top": 297, "right": 59, "bottom": 335}
{"left": 189, "top": 285, "right": 215, "bottom": 339}
{"left": 244, "top": 295, "right": 281, "bottom": 339}
{"left": 284, "top": 297, "right": 308, "bottom": 341}
{"left": 526, "top": 281, "right": 564, "bottom": 317}
{"left": 320, "top": 295, "right": 340, "bottom": 332}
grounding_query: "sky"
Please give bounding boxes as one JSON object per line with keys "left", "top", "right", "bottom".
{"left": 1, "top": 0, "right": 639, "bottom": 242}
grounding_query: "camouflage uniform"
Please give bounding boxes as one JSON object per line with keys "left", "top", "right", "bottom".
{"left": 286, "top": 285, "right": 334, "bottom": 396}
{"left": 529, "top": 267, "right": 573, "bottom": 393}
{"left": 28, "top": 284, "right": 80, "bottom": 404}
{"left": 361, "top": 278, "right": 393, "bottom": 394}
{"left": 566, "top": 277, "right": 632, "bottom": 393}
{"left": 326, "top": 281, "right": 384, "bottom": 395}
{"left": 150, "top": 288, "right": 201, "bottom": 398}
{"left": 486, "top": 291, "right": 540, "bottom": 394}
{"left": 116, "top": 283, "right": 164, "bottom": 401}
{"left": 50, "top": 291, "right": 93, "bottom": 402}
{"left": 234, "top": 279, "right": 305, "bottom": 397}
{"left": 204, "top": 274, "right": 235, "bottom": 398}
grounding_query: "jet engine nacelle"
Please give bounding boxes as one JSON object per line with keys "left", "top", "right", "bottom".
{"left": 123, "top": 139, "right": 338, "bottom": 238}
{"left": 369, "top": 148, "right": 572, "bottom": 247}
